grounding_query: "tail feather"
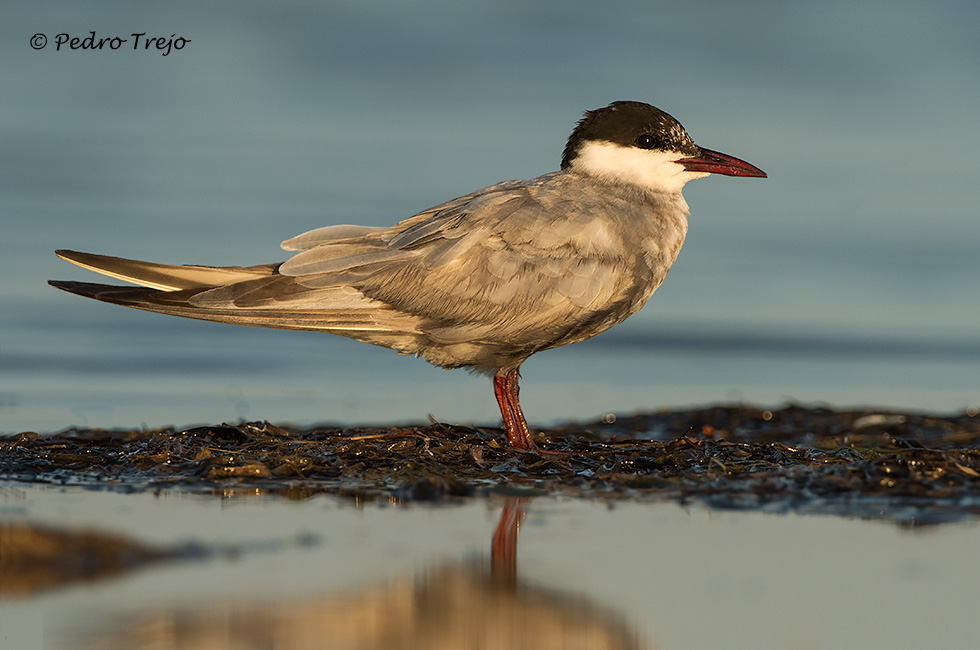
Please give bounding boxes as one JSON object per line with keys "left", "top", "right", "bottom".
{"left": 50, "top": 250, "right": 426, "bottom": 354}
{"left": 55, "top": 250, "right": 277, "bottom": 292}
{"left": 48, "top": 280, "right": 420, "bottom": 334}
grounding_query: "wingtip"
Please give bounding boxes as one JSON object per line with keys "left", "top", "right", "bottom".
{"left": 55, "top": 249, "right": 82, "bottom": 262}
{"left": 48, "top": 279, "right": 97, "bottom": 298}
{"left": 48, "top": 279, "right": 141, "bottom": 301}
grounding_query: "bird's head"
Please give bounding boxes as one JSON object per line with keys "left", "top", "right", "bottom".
{"left": 561, "top": 101, "right": 766, "bottom": 194}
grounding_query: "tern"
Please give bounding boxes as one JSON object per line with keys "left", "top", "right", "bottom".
{"left": 50, "top": 101, "right": 766, "bottom": 451}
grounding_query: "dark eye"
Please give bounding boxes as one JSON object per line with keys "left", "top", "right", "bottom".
{"left": 635, "top": 134, "right": 657, "bottom": 149}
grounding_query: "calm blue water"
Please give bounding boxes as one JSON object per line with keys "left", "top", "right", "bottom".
{"left": 3, "top": 0, "right": 979, "bottom": 433}
{"left": 2, "top": 489, "right": 977, "bottom": 650}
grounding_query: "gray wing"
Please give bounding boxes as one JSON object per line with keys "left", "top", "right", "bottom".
{"left": 273, "top": 174, "right": 656, "bottom": 361}
{"left": 50, "top": 250, "right": 425, "bottom": 352}
{"left": 54, "top": 173, "right": 682, "bottom": 372}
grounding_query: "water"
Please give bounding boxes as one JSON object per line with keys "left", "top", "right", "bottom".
{"left": 1, "top": 486, "right": 978, "bottom": 650}
{"left": 3, "top": 0, "right": 980, "bottom": 434}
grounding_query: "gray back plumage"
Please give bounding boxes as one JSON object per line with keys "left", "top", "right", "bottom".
{"left": 52, "top": 169, "right": 690, "bottom": 376}
{"left": 271, "top": 171, "right": 689, "bottom": 372}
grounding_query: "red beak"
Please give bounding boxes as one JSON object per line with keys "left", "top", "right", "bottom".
{"left": 678, "top": 147, "right": 767, "bottom": 178}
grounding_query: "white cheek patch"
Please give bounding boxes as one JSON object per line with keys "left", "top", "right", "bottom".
{"left": 572, "top": 141, "right": 706, "bottom": 193}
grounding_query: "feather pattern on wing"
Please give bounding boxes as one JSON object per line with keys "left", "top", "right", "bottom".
{"left": 51, "top": 169, "right": 690, "bottom": 374}
{"left": 275, "top": 172, "right": 690, "bottom": 371}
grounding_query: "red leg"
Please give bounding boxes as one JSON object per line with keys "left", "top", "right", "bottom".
{"left": 492, "top": 373, "right": 519, "bottom": 446}
{"left": 504, "top": 369, "right": 536, "bottom": 449}
{"left": 492, "top": 368, "right": 537, "bottom": 450}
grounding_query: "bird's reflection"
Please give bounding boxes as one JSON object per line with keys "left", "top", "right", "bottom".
{"left": 491, "top": 496, "right": 525, "bottom": 587}
{"left": 84, "top": 498, "right": 650, "bottom": 649}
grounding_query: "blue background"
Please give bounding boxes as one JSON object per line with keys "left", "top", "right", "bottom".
{"left": 3, "top": 1, "right": 978, "bottom": 432}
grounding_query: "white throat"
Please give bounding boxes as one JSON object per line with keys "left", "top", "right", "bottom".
{"left": 571, "top": 140, "right": 708, "bottom": 194}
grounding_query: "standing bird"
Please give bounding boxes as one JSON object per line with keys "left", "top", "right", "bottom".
{"left": 50, "top": 101, "right": 765, "bottom": 451}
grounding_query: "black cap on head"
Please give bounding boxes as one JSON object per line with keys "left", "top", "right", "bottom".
{"left": 561, "top": 101, "right": 700, "bottom": 169}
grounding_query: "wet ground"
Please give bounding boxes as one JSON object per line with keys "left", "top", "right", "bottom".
{"left": 3, "top": 405, "right": 980, "bottom": 649}
{"left": 4, "top": 404, "right": 980, "bottom": 524}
